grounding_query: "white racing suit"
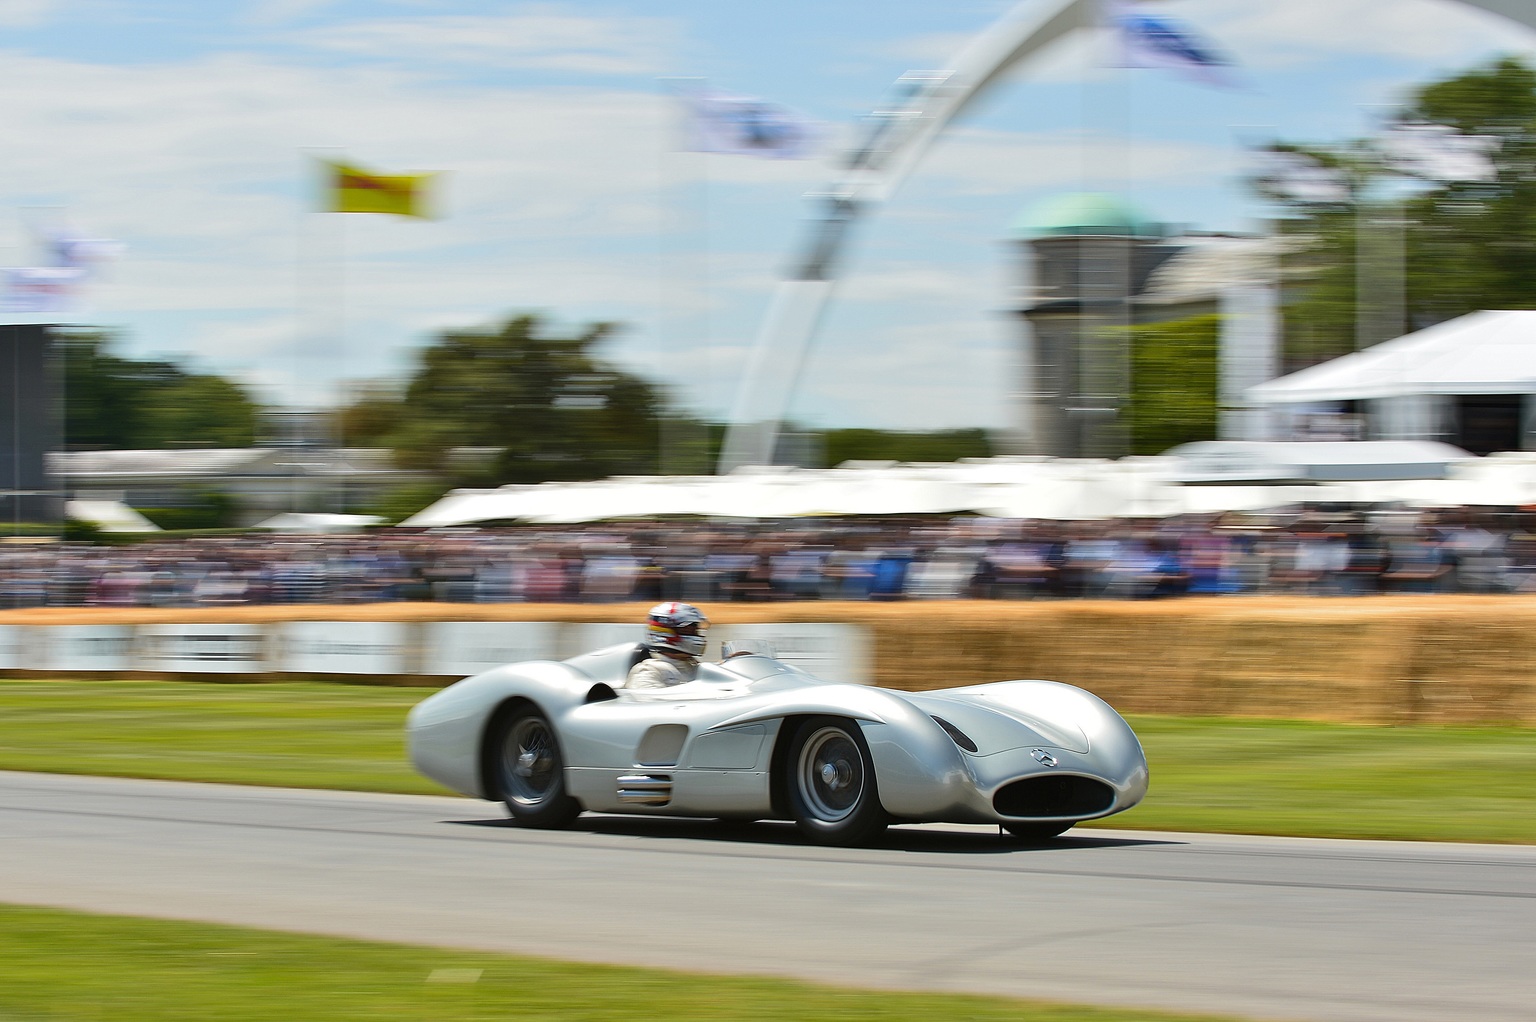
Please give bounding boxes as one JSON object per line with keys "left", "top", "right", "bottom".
{"left": 625, "top": 652, "right": 700, "bottom": 689}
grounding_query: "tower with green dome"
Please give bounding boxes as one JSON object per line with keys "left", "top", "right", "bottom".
{"left": 1009, "top": 191, "right": 1182, "bottom": 459}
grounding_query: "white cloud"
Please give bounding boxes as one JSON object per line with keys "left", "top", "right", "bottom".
{"left": 0, "top": 0, "right": 56, "bottom": 27}
{"left": 0, "top": 47, "right": 761, "bottom": 403}
{"left": 875, "top": 30, "right": 980, "bottom": 67}
{"left": 243, "top": 0, "right": 339, "bottom": 26}
{"left": 1197, "top": 0, "right": 1532, "bottom": 68}
{"left": 289, "top": 9, "right": 683, "bottom": 76}
{"left": 4, "top": 0, "right": 1528, "bottom": 434}
{"left": 793, "top": 310, "right": 1019, "bottom": 430}
{"left": 879, "top": 0, "right": 1536, "bottom": 91}
{"left": 918, "top": 126, "right": 1234, "bottom": 196}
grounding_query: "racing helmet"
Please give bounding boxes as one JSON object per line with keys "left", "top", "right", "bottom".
{"left": 644, "top": 601, "right": 708, "bottom": 661}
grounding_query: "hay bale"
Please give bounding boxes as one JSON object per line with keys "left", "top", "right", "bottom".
{"left": 3, "top": 596, "right": 1533, "bottom": 723}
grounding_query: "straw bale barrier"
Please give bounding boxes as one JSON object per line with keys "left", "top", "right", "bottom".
{"left": 3, "top": 596, "right": 1533, "bottom": 724}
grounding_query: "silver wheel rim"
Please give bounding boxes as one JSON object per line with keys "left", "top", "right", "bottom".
{"left": 502, "top": 716, "right": 559, "bottom": 806}
{"left": 796, "top": 726, "right": 864, "bottom": 822}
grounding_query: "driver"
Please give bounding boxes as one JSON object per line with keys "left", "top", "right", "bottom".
{"left": 626, "top": 601, "right": 709, "bottom": 689}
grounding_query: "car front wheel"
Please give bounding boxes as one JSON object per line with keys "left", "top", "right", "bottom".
{"left": 786, "top": 716, "right": 887, "bottom": 846}
{"left": 491, "top": 707, "right": 581, "bottom": 829}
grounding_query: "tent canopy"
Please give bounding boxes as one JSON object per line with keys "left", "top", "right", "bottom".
{"left": 1164, "top": 440, "right": 1473, "bottom": 483}
{"left": 65, "top": 500, "right": 161, "bottom": 533}
{"left": 252, "top": 512, "right": 385, "bottom": 533}
{"left": 398, "top": 448, "right": 1510, "bottom": 527}
{"left": 1247, "top": 309, "right": 1536, "bottom": 404}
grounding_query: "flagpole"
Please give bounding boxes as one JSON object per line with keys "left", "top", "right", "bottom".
{"left": 1111, "top": 42, "right": 1133, "bottom": 462}
{"left": 658, "top": 78, "right": 709, "bottom": 477}
{"left": 297, "top": 147, "right": 347, "bottom": 513}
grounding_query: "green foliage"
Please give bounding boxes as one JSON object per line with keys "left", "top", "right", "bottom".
{"left": 0, "top": 523, "right": 63, "bottom": 538}
{"left": 134, "top": 489, "right": 238, "bottom": 530}
{"left": 1260, "top": 57, "right": 1536, "bottom": 364}
{"left": 61, "top": 518, "right": 103, "bottom": 543}
{"left": 339, "top": 315, "right": 665, "bottom": 485}
{"left": 1126, "top": 314, "right": 1220, "bottom": 455}
{"left": 337, "top": 315, "right": 1008, "bottom": 481}
{"left": 135, "top": 375, "right": 258, "bottom": 448}
{"left": 820, "top": 428, "right": 993, "bottom": 466}
{"left": 1401, "top": 57, "right": 1536, "bottom": 327}
{"left": 60, "top": 331, "right": 257, "bottom": 450}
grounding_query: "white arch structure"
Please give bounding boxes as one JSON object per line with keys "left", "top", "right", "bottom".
{"left": 715, "top": 0, "right": 1536, "bottom": 474}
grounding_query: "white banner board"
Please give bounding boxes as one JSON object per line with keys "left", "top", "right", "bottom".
{"left": 275, "top": 621, "right": 410, "bottom": 676}
{"left": 136, "top": 624, "right": 267, "bottom": 674}
{"left": 573, "top": 621, "right": 870, "bottom": 684}
{"left": 568, "top": 622, "right": 647, "bottom": 659}
{"left": 715, "top": 623, "right": 872, "bottom": 685}
{"left": 43, "top": 625, "right": 136, "bottom": 674}
{"left": 0, "top": 618, "right": 873, "bottom": 685}
{"left": 0, "top": 625, "right": 39, "bottom": 670}
{"left": 421, "top": 621, "right": 561, "bottom": 678}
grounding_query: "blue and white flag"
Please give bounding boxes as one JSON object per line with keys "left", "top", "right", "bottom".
{"left": 1, "top": 222, "right": 122, "bottom": 314}
{"left": 680, "top": 89, "right": 821, "bottom": 159}
{"left": 1104, "top": 1, "right": 1236, "bottom": 88}
{"left": 2, "top": 265, "right": 85, "bottom": 313}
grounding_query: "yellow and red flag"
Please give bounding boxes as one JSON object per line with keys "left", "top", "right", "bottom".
{"left": 326, "top": 160, "right": 435, "bottom": 218}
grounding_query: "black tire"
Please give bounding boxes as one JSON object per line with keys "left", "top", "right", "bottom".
{"left": 490, "top": 707, "right": 581, "bottom": 829}
{"left": 1003, "top": 820, "right": 1073, "bottom": 841}
{"left": 785, "top": 716, "right": 888, "bottom": 846}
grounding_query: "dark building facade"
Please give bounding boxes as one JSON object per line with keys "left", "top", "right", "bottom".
{"left": 0, "top": 324, "right": 62, "bottom": 525}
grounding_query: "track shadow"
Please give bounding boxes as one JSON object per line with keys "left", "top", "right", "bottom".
{"left": 447, "top": 814, "right": 1180, "bottom": 853}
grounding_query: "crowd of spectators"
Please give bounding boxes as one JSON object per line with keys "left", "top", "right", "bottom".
{"left": 2, "top": 509, "right": 1535, "bottom": 609}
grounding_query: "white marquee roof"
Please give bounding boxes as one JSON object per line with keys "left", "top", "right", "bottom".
{"left": 400, "top": 447, "right": 1536, "bottom": 526}
{"left": 1247, "top": 309, "right": 1536, "bottom": 404}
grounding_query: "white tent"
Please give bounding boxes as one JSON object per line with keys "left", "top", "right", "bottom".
{"left": 397, "top": 449, "right": 1522, "bottom": 529}
{"left": 1164, "top": 440, "right": 1473, "bottom": 483}
{"left": 65, "top": 499, "right": 161, "bottom": 533}
{"left": 252, "top": 512, "right": 385, "bottom": 533}
{"left": 1247, "top": 309, "right": 1536, "bottom": 404}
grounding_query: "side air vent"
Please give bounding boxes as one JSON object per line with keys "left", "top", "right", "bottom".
{"left": 994, "top": 775, "right": 1114, "bottom": 818}
{"left": 931, "top": 715, "right": 978, "bottom": 753}
{"left": 617, "top": 774, "right": 672, "bottom": 806}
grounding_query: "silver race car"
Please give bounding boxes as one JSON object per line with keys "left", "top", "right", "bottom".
{"left": 407, "top": 641, "right": 1148, "bottom": 846}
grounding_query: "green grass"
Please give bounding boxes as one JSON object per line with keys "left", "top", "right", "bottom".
{"left": 0, "top": 679, "right": 440, "bottom": 795}
{"left": 1, "top": 679, "right": 1533, "bottom": 842}
{"left": 1110, "top": 715, "right": 1536, "bottom": 843}
{"left": 0, "top": 903, "right": 1238, "bottom": 1022}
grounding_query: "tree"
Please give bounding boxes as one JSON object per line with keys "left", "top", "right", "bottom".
{"left": 1127, "top": 315, "right": 1220, "bottom": 456}
{"left": 820, "top": 428, "right": 992, "bottom": 466}
{"left": 348, "top": 315, "right": 666, "bottom": 485}
{"left": 136, "top": 375, "right": 260, "bottom": 449}
{"left": 1256, "top": 57, "right": 1536, "bottom": 367}
{"left": 1400, "top": 57, "right": 1536, "bottom": 326}
{"left": 59, "top": 331, "right": 257, "bottom": 449}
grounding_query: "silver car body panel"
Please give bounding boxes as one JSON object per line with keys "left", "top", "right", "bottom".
{"left": 406, "top": 643, "right": 1148, "bottom": 826}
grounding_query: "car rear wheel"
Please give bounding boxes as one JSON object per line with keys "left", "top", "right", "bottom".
{"left": 786, "top": 716, "right": 887, "bottom": 846}
{"left": 492, "top": 707, "right": 581, "bottom": 829}
{"left": 1003, "top": 820, "right": 1073, "bottom": 841}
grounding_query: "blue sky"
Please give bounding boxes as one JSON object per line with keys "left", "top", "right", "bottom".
{"left": 1, "top": 0, "right": 1532, "bottom": 433}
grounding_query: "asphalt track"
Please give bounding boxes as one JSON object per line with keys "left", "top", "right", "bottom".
{"left": 4, "top": 771, "right": 1534, "bottom": 1022}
